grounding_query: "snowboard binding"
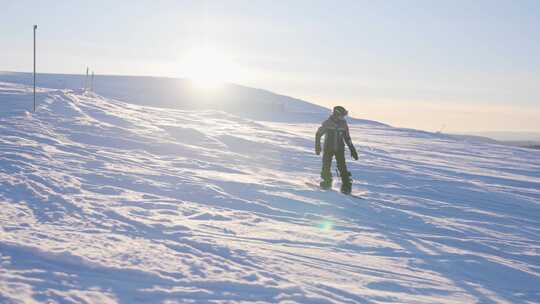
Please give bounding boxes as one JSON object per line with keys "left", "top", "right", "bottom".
{"left": 320, "top": 171, "right": 333, "bottom": 190}
{"left": 340, "top": 171, "right": 352, "bottom": 194}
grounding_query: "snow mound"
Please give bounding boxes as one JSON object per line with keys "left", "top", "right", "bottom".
{"left": 0, "top": 81, "right": 539, "bottom": 303}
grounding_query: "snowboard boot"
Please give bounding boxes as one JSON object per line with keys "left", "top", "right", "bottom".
{"left": 340, "top": 171, "right": 352, "bottom": 194}
{"left": 320, "top": 171, "right": 333, "bottom": 190}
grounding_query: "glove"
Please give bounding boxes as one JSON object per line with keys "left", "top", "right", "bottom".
{"left": 350, "top": 146, "right": 358, "bottom": 160}
{"left": 315, "top": 144, "right": 321, "bottom": 155}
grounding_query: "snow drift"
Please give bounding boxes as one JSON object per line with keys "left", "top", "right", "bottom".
{"left": 0, "top": 80, "right": 539, "bottom": 303}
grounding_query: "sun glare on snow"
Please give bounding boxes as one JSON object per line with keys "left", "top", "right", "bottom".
{"left": 181, "top": 47, "right": 238, "bottom": 89}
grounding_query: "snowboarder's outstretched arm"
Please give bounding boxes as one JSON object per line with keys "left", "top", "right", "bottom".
{"left": 344, "top": 122, "right": 358, "bottom": 160}
{"left": 315, "top": 124, "right": 327, "bottom": 155}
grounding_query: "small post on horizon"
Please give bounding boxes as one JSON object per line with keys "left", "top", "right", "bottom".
{"left": 91, "top": 71, "right": 94, "bottom": 92}
{"left": 84, "top": 67, "right": 89, "bottom": 92}
{"left": 33, "top": 24, "right": 37, "bottom": 112}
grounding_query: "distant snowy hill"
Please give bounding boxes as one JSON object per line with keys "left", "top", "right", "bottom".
{"left": 1, "top": 80, "right": 539, "bottom": 303}
{"left": 0, "top": 72, "right": 384, "bottom": 125}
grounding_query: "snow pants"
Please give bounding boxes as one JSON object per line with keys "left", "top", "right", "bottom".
{"left": 321, "top": 148, "right": 350, "bottom": 184}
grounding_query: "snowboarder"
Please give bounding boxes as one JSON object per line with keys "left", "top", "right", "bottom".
{"left": 315, "top": 106, "right": 358, "bottom": 194}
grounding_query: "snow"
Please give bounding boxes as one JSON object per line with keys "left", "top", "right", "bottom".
{"left": 1, "top": 80, "right": 539, "bottom": 303}
{"left": 0, "top": 72, "right": 386, "bottom": 126}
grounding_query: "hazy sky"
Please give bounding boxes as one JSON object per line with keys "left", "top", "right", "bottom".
{"left": 2, "top": 0, "right": 539, "bottom": 132}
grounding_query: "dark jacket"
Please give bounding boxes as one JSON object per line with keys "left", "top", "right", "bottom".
{"left": 316, "top": 116, "right": 354, "bottom": 152}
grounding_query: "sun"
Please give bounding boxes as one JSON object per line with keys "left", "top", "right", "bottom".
{"left": 181, "top": 47, "right": 237, "bottom": 89}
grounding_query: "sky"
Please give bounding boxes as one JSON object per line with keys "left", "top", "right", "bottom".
{"left": 1, "top": 0, "right": 539, "bottom": 133}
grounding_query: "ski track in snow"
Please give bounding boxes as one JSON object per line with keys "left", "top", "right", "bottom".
{"left": 0, "top": 81, "right": 539, "bottom": 303}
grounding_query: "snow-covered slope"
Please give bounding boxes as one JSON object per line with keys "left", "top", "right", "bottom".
{"left": 0, "top": 72, "right": 384, "bottom": 125}
{"left": 1, "top": 81, "right": 539, "bottom": 303}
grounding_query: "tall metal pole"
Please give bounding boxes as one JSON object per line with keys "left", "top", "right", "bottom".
{"left": 33, "top": 25, "right": 37, "bottom": 112}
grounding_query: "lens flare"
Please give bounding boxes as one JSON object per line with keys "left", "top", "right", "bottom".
{"left": 318, "top": 220, "right": 334, "bottom": 231}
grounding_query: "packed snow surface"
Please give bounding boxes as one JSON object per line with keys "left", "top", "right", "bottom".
{"left": 0, "top": 81, "right": 539, "bottom": 303}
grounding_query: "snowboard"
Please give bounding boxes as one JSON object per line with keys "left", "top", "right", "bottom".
{"left": 305, "top": 181, "right": 366, "bottom": 200}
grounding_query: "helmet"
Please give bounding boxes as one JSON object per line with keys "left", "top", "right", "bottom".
{"left": 333, "top": 106, "right": 348, "bottom": 117}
